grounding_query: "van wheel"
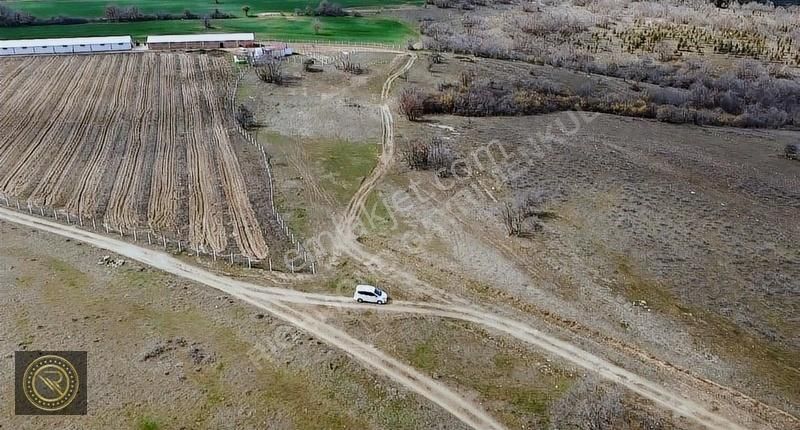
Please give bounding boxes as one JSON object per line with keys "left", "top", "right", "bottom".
{"left": 377, "top": 300, "right": 384, "bottom": 305}
{"left": 357, "top": 298, "right": 363, "bottom": 303}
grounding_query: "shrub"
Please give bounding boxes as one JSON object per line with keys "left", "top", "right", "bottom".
{"left": 314, "top": 0, "right": 347, "bottom": 16}
{"left": 0, "top": 5, "right": 35, "bottom": 26}
{"left": 399, "top": 88, "right": 425, "bottom": 121}
{"left": 335, "top": 57, "right": 366, "bottom": 75}
{"left": 235, "top": 105, "right": 256, "bottom": 129}
{"left": 785, "top": 143, "right": 799, "bottom": 160}
{"left": 401, "top": 137, "right": 454, "bottom": 174}
{"left": 253, "top": 60, "right": 284, "bottom": 84}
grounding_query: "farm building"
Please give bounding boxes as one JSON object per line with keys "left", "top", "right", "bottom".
{"left": 0, "top": 36, "right": 132, "bottom": 56}
{"left": 234, "top": 43, "right": 294, "bottom": 63}
{"left": 147, "top": 33, "right": 256, "bottom": 50}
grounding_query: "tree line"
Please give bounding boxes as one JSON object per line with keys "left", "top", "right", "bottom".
{"left": 0, "top": 3, "right": 235, "bottom": 27}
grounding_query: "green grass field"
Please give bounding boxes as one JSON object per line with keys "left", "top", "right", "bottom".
{"left": 0, "top": 16, "right": 416, "bottom": 43}
{"left": 6, "top": 0, "right": 421, "bottom": 18}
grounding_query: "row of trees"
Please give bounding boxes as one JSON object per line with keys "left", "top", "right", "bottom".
{"left": 0, "top": 3, "right": 237, "bottom": 27}
{"left": 103, "top": 6, "right": 233, "bottom": 22}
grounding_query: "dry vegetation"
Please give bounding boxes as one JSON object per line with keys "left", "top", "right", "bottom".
{"left": 417, "top": 0, "right": 800, "bottom": 127}
{"left": 0, "top": 53, "right": 276, "bottom": 259}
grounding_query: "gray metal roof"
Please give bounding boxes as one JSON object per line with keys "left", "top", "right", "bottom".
{"left": 0, "top": 36, "right": 132, "bottom": 49}
{"left": 146, "top": 33, "right": 255, "bottom": 44}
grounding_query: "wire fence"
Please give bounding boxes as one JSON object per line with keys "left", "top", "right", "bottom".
{"left": 0, "top": 192, "right": 315, "bottom": 273}
{"left": 228, "top": 69, "right": 317, "bottom": 274}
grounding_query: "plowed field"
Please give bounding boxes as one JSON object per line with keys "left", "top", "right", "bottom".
{"left": 0, "top": 52, "right": 271, "bottom": 259}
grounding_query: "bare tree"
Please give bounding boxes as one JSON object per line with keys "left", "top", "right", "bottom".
{"left": 241, "top": 5, "right": 250, "bottom": 17}
{"left": 254, "top": 59, "right": 284, "bottom": 84}
{"left": 398, "top": 88, "right": 424, "bottom": 121}
{"left": 549, "top": 377, "right": 628, "bottom": 430}
{"left": 335, "top": 56, "right": 366, "bottom": 75}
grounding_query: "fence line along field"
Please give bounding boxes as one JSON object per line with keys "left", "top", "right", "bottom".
{"left": 0, "top": 52, "right": 274, "bottom": 260}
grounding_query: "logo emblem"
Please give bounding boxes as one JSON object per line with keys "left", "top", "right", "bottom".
{"left": 23, "top": 355, "right": 80, "bottom": 411}
{"left": 15, "top": 351, "right": 87, "bottom": 415}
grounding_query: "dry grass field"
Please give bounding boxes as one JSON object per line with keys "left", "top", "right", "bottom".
{"left": 0, "top": 53, "right": 275, "bottom": 259}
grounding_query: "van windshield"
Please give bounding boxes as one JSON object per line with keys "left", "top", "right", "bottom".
{"left": 374, "top": 288, "right": 383, "bottom": 296}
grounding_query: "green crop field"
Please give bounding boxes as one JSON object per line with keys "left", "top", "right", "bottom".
{"left": 5, "top": 0, "right": 421, "bottom": 18}
{"left": 0, "top": 16, "right": 416, "bottom": 43}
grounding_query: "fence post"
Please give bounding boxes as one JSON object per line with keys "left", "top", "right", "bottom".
{"left": 291, "top": 260, "right": 294, "bottom": 274}
{"left": 269, "top": 257, "right": 272, "bottom": 272}
{"left": 66, "top": 213, "right": 70, "bottom": 224}
{"left": 133, "top": 229, "right": 137, "bottom": 241}
{"left": 230, "top": 253, "right": 234, "bottom": 264}
{"left": 92, "top": 219, "right": 96, "bottom": 230}
{"left": 105, "top": 224, "right": 109, "bottom": 234}
{"left": 213, "top": 249, "right": 216, "bottom": 261}
{"left": 27, "top": 202, "right": 32, "bottom": 214}
{"left": 162, "top": 234, "right": 166, "bottom": 249}
{"left": 311, "top": 261, "right": 315, "bottom": 274}
{"left": 79, "top": 215, "right": 83, "bottom": 226}
{"left": 119, "top": 228, "right": 123, "bottom": 237}
{"left": 16, "top": 201, "right": 20, "bottom": 210}
{"left": 247, "top": 256, "right": 251, "bottom": 269}
{"left": 54, "top": 210, "right": 58, "bottom": 221}
{"left": 41, "top": 207, "right": 44, "bottom": 216}
{"left": 178, "top": 241, "right": 182, "bottom": 253}
{"left": 147, "top": 232, "right": 151, "bottom": 245}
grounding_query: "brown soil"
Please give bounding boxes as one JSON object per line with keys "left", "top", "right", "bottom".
{"left": 0, "top": 52, "right": 284, "bottom": 259}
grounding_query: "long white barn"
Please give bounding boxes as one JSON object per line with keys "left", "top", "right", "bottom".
{"left": 0, "top": 36, "right": 132, "bottom": 56}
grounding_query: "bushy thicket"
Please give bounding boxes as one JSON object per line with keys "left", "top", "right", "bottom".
{"left": 644, "top": 59, "right": 800, "bottom": 127}
{"left": 104, "top": 6, "right": 233, "bottom": 22}
{"left": 0, "top": 5, "right": 36, "bottom": 26}
{"left": 420, "top": 73, "right": 622, "bottom": 117}
{"left": 0, "top": 3, "right": 232, "bottom": 27}
{"left": 421, "top": 28, "right": 799, "bottom": 127}
{"left": 293, "top": 0, "right": 348, "bottom": 16}
{"left": 415, "top": 56, "right": 799, "bottom": 128}
{"left": 401, "top": 137, "right": 455, "bottom": 176}
{"left": 0, "top": 5, "right": 94, "bottom": 26}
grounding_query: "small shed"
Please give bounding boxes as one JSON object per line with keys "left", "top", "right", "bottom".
{"left": 146, "top": 33, "right": 256, "bottom": 50}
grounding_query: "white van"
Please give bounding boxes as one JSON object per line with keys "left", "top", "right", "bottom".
{"left": 353, "top": 284, "right": 389, "bottom": 305}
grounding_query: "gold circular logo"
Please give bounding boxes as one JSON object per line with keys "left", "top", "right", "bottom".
{"left": 23, "top": 355, "right": 80, "bottom": 411}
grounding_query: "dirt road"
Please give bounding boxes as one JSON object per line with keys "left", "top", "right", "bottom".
{"left": 342, "top": 54, "right": 416, "bottom": 230}
{"left": 0, "top": 205, "right": 504, "bottom": 430}
{"left": 0, "top": 205, "right": 779, "bottom": 430}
